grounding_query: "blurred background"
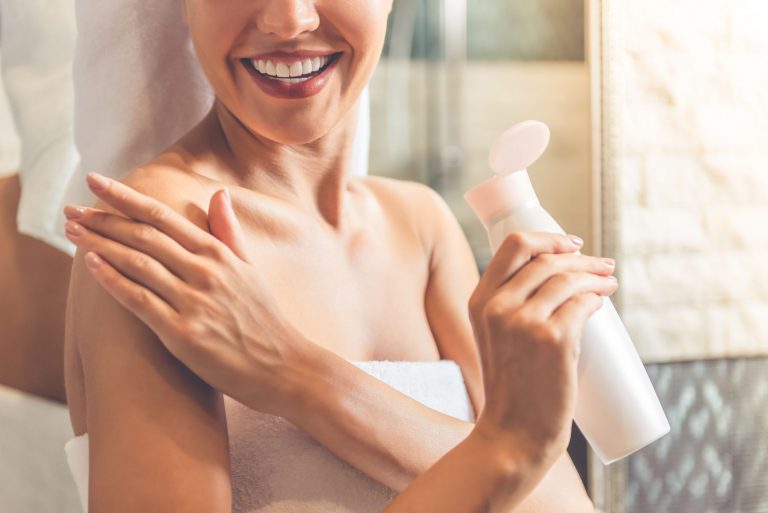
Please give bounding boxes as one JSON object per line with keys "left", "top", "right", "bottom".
{"left": 370, "top": 0, "right": 593, "bottom": 264}
{"left": 2, "top": 0, "right": 768, "bottom": 512}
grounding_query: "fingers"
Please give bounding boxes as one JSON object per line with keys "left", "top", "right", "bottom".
{"left": 480, "top": 232, "right": 583, "bottom": 293}
{"left": 549, "top": 292, "right": 606, "bottom": 355}
{"left": 82, "top": 250, "right": 182, "bottom": 339}
{"left": 523, "top": 271, "right": 618, "bottom": 320}
{"left": 496, "top": 252, "right": 615, "bottom": 307}
{"left": 65, "top": 219, "right": 189, "bottom": 310}
{"left": 207, "top": 189, "right": 252, "bottom": 263}
{"left": 64, "top": 205, "right": 200, "bottom": 282}
{"left": 84, "top": 172, "right": 220, "bottom": 255}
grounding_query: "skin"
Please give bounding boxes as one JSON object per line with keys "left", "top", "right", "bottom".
{"left": 64, "top": 0, "right": 613, "bottom": 510}
{"left": 0, "top": 173, "right": 71, "bottom": 403}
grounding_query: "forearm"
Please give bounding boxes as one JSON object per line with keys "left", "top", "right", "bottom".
{"left": 283, "top": 345, "right": 476, "bottom": 492}
{"left": 380, "top": 430, "right": 544, "bottom": 513}
{"left": 278, "top": 344, "right": 593, "bottom": 513}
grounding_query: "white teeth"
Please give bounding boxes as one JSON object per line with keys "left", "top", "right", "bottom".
{"left": 276, "top": 62, "right": 290, "bottom": 78}
{"left": 251, "top": 55, "right": 334, "bottom": 80}
{"left": 289, "top": 61, "right": 303, "bottom": 77}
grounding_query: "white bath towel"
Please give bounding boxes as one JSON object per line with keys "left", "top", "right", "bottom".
{"left": 0, "top": 0, "right": 79, "bottom": 254}
{"left": 64, "top": 359, "right": 474, "bottom": 513}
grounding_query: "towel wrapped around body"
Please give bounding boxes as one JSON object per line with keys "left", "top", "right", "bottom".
{"left": 65, "top": 359, "right": 475, "bottom": 513}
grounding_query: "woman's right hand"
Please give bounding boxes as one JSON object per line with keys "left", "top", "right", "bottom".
{"left": 468, "top": 231, "right": 619, "bottom": 468}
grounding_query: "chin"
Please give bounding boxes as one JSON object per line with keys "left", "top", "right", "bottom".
{"left": 248, "top": 116, "right": 338, "bottom": 145}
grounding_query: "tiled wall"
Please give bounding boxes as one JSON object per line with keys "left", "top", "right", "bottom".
{"left": 604, "top": 0, "right": 768, "bottom": 362}
{"left": 626, "top": 358, "right": 768, "bottom": 513}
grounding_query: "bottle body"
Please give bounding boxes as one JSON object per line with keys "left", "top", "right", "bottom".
{"left": 485, "top": 202, "right": 671, "bottom": 464}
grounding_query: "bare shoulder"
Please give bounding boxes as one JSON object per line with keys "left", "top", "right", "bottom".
{"left": 357, "top": 175, "right": 450, "bottom": 250}
{"left": 114, "top": 163, "right": 215, "bottom": 231}
{"left": 359, "top": 175, "right": 441, "bottom": 208}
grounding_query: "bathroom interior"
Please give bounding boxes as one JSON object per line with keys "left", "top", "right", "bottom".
{"left": 1, "top": 0, "right": 767, "bottom": 511}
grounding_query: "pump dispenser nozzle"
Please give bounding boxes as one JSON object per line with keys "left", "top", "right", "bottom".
{"left": 464, "top": 120, "right": 552, "bottom": 227}
{"left": 488, "top": 120, "right": 551, "bottom": 175}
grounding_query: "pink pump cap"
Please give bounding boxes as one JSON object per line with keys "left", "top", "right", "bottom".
{"left": 464, "top": 120, "right": 551, "bottom": 227}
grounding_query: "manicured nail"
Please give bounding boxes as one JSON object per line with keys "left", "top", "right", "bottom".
{"left": 64, "top": 204, "right": 85, "bottom": 219}
{"left": 65, "top": 220, "right": 83, "bottom": 236}
{"left": 85, "top": 252, "right": 102, "bottom": 269}
{"left": 603, "top": 258, "right": 616, "bottom": 267}
{"left": 87, "top": 172, "right": 109, "bottom": 190}
{"left": 568, "top": 235, "right": 584, "bottom": 247}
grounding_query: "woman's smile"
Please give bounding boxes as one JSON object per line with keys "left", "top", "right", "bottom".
{"left": 241, "top": 50, "right": 344, "bottom": 99}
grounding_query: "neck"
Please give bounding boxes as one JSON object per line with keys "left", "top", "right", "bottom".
{"left": 185, "top": 99, "right": 361, "bottom": 231}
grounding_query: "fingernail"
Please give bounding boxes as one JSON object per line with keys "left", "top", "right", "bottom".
{"left": 85, "top": 252, "right": 102, "bottom": 269}
{"left": 64, "top": 204, "right": 85, "bottom": 219}
{"left": 568, "top": 235, "right": 584, "bottom": 247}
{"left": 606, "top": 275, "right": 618, "bottom": 282}
{"left": 86, "top": 172, "right": 109, "bottom": 190}
{"left": 65, "top": 220, "right": 83, "bottom": 236}
{"left": 603, "top": 258, "right": 616, "bottom": 267}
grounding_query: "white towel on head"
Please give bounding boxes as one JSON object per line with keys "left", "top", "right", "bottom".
{"left": 0, "top": 0, "right": 79, "bottom": 254}
{"left": 71, "top": 0, "right": 215, "bottom": 180}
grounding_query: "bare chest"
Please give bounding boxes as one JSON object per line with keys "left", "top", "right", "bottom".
{"left": 251, "top": 229, "right": 440, "bottom": 362}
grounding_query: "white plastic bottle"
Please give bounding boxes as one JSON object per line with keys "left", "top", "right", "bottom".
{"left": 464, "top": 120, "right": 670, "bottom": 464}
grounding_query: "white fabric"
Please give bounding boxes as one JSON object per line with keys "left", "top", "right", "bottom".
{"left": 64, "top": 359, "right": 474, "bottom": 513}
{"left": 0, "top": 384, "right": 81, "bottom": 513}
{"left": 0, "top": 52, "right": 20, "bottom": 176}
{"left": 0, "top": 0, "right": 79, "bottom": 253}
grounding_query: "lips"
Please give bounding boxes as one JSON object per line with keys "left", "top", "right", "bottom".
{"left": 241, "top": 52, "right": 343, "bottom": 100}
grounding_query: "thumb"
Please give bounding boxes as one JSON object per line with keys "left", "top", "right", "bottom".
{"left": 208, "top": 188, "right": 251, "bottom": 263}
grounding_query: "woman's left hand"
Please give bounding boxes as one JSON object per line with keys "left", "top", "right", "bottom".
{"left": 63, "top": 172, "right": 316, "bottom": 419}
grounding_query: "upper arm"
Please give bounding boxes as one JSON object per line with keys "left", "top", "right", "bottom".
{"left": 68, "top": 172, "right": 231, "bottom": 512}
{"left": 416, "top": 184, "right": 485, "bottom": 420}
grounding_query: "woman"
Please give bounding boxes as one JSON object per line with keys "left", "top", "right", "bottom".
{"left": 63, "top": 1, "right": 616, "bottom": 511}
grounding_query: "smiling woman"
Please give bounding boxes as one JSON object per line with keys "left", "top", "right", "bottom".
{"left": 61, "top": 1, "right": 601, "bottom": 512}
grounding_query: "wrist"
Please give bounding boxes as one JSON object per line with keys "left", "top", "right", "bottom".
{"left": 460, "top": 429, "right": 547, "bottom": 511}
{"left": 276, "top": 338, "right": 343, "bottom": 424}
{"left": 472, "top": 414, "right": 566, "bottom": 475}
